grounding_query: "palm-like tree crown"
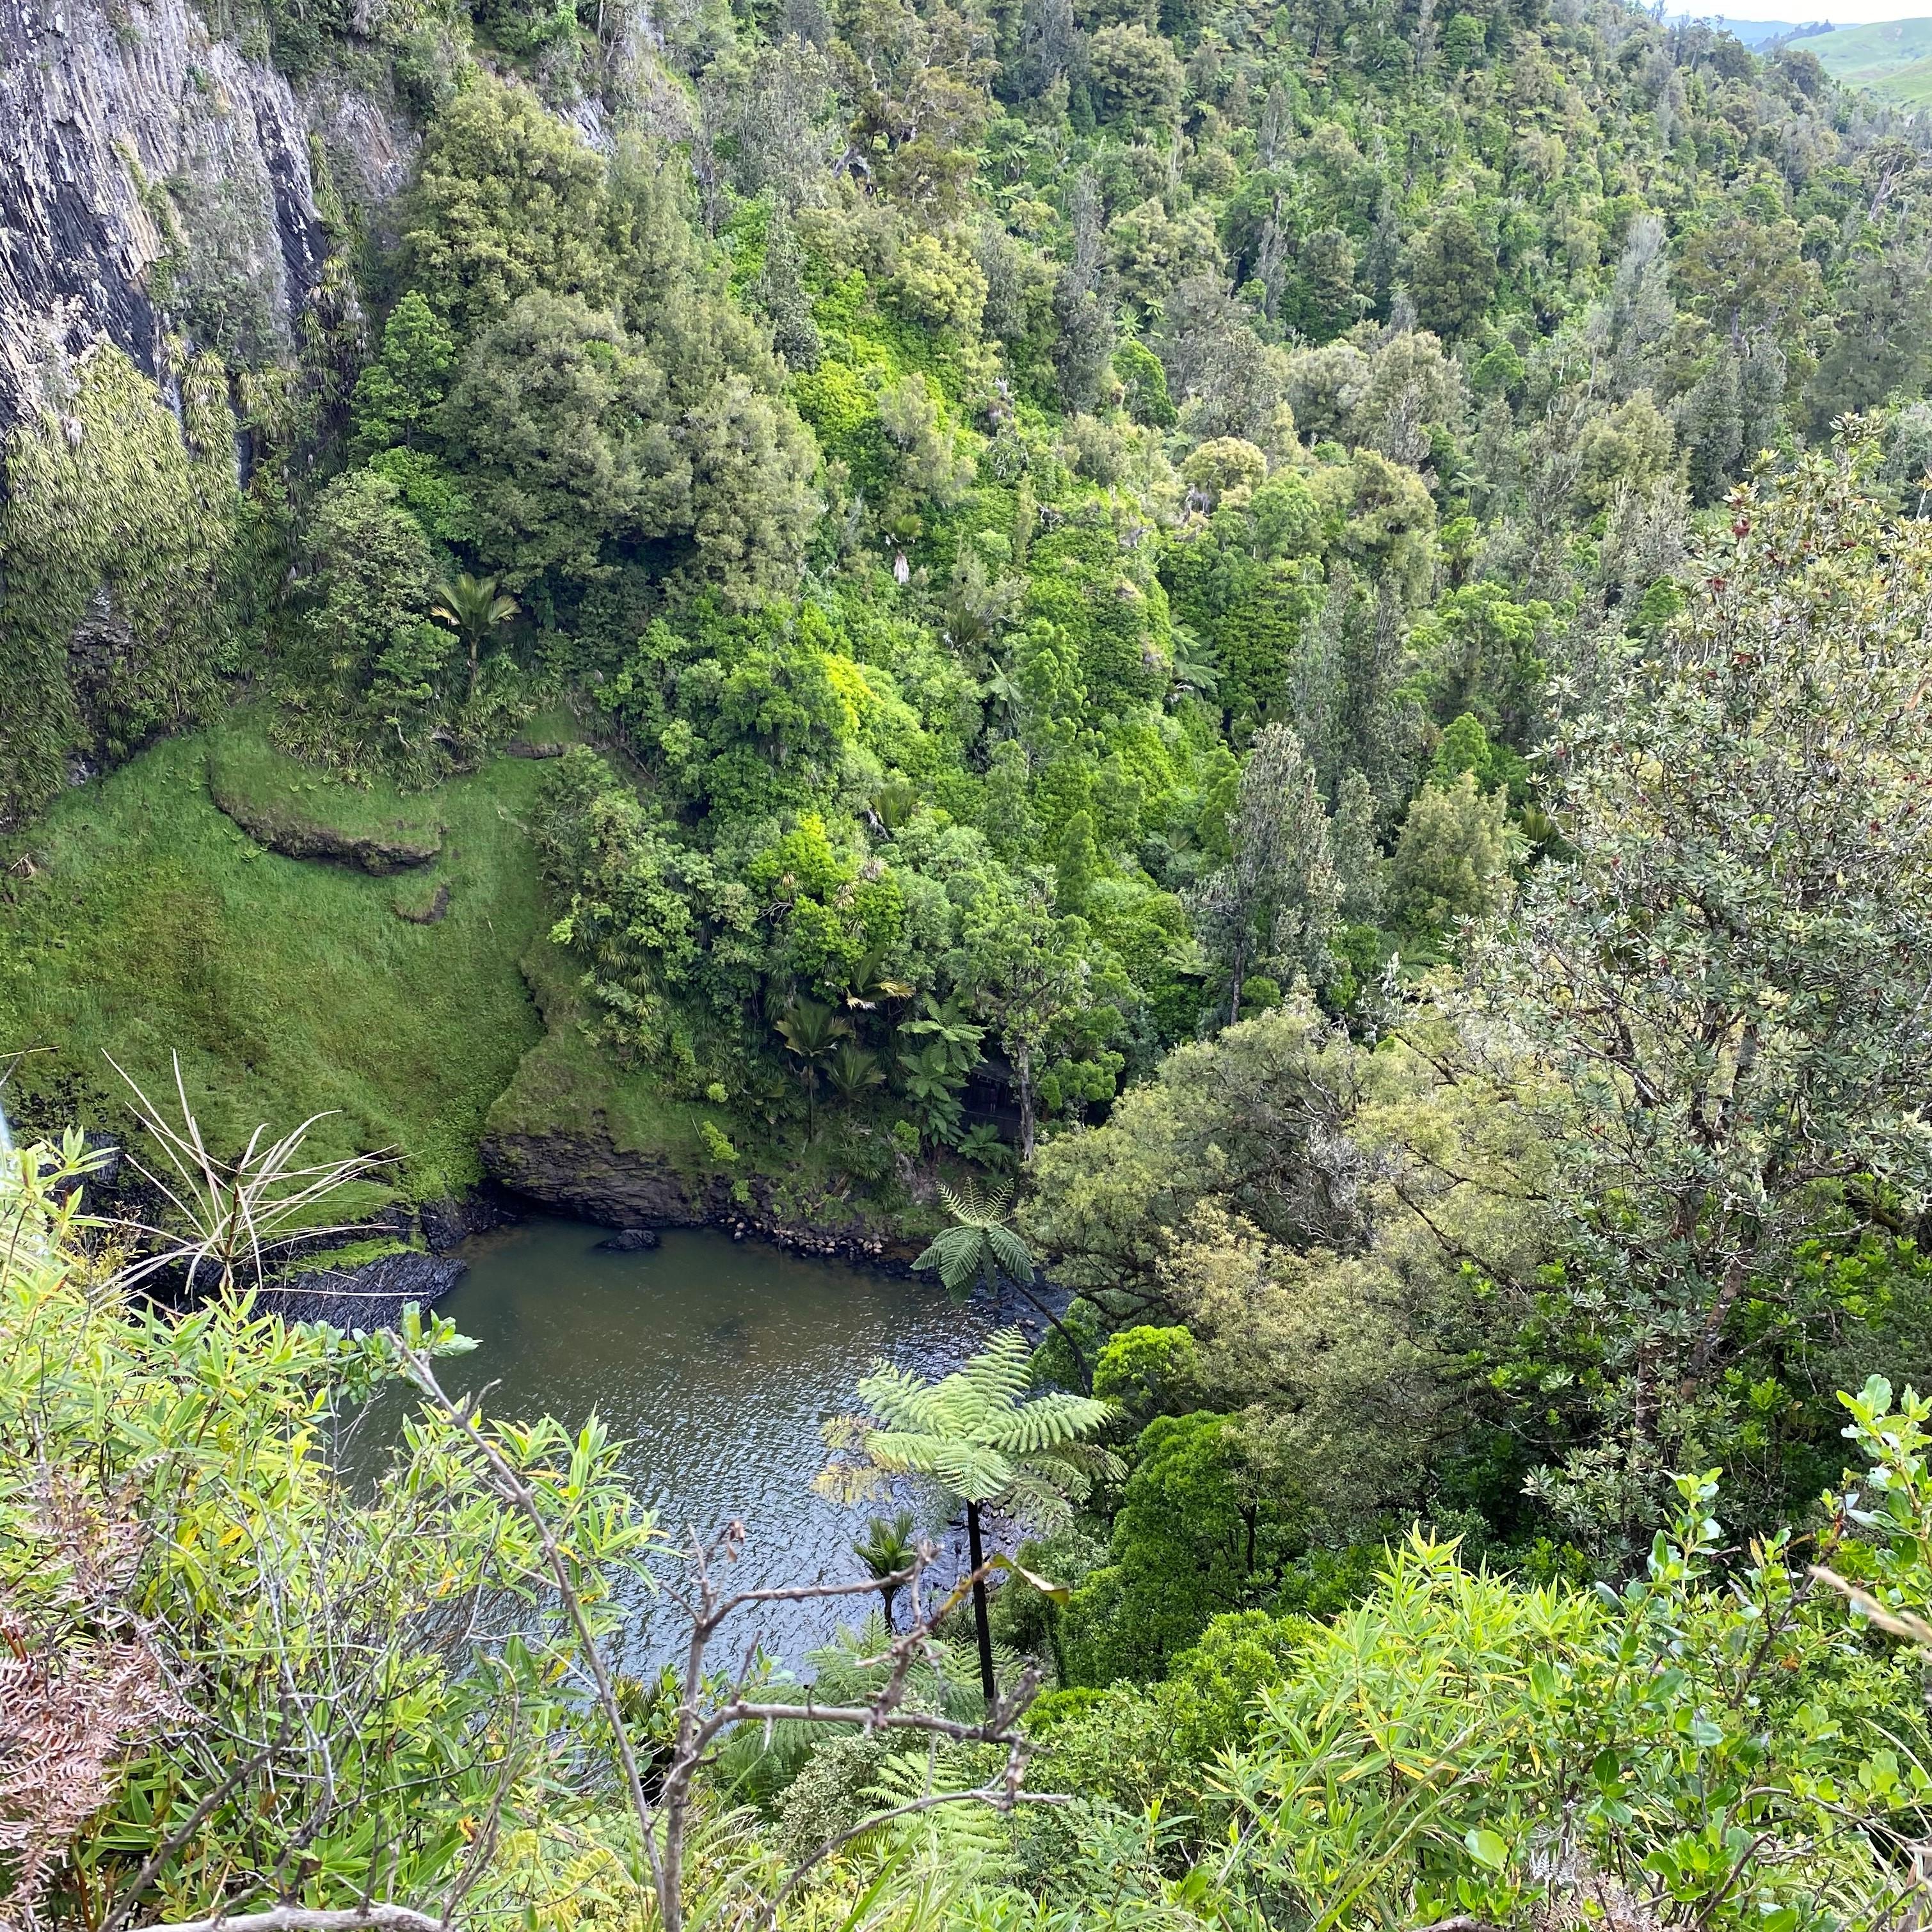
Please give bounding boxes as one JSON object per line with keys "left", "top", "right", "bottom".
{"left": 431, "top": 571, "right": 518, "bottom": 640}
{"left": 914, "top": 1181, "right": 1032, "bottom": 1298}
{"left": 849, "top": 1327, "right": 1118, "bottom": 1523}
{"left": 774, "top": 994, "right": 850, "bottom": 1064}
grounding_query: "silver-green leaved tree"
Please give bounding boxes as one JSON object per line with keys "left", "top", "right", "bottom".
{"left": 1473, "top": 431, "right": 1932, "bottom": 1546}
{"left": 821, "top": 1329, "right": 1117, "bottom": 1702}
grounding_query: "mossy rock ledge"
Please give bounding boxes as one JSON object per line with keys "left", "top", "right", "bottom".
{"left": 207, "top": 763, "right": 443, "bottom": 874}
{"left": 480, "top": 1125, "right": 719, "bottom": 1227}
{"left": 479, "top": 1122, "right": 919, "bottom": 1266}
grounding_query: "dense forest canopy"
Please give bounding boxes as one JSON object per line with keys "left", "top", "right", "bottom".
{"left": 8, "top": 0, "right": 1932, "bottom": 1919}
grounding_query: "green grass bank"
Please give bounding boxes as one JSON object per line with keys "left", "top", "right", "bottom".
{"left": 1, "top": 716, "right": 933, "bottom": 1249}
{"left": 0, "top": 718, "right": 555, "bottom": 1204}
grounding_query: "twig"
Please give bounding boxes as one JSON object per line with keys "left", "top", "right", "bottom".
{"left": 101, "top": 1745, "right": 276, "bottom": 1932}
{"left": 1810, "top": 1564, "right": 1932, "bottom": 1649}
{"left": 134, "top": 1910, "right": 443, "bottom": 1932}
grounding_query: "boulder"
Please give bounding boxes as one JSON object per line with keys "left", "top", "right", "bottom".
{"left": 481, "top": 1126, "right": 712, "bottom": 1227}
{"left": 597, "top": 1227, "right": 661, "bottom": 1252}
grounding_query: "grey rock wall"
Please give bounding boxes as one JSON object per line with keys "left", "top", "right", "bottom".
{"left": 0, "top": 0, "right": 407, "bottom": 428}
{"left": 481, "top": 1125, "right": 716, "bottom": 1227}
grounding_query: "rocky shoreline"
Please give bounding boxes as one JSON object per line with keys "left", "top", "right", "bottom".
{"left": 262, "top": 1249, "right": 468, "bottom": 1330}
{"left": 447, "top": 1135, "right": 1071, "bottom": 1337}
{"left": 477, "top": 1124, "right": 925, "bottom": 1269}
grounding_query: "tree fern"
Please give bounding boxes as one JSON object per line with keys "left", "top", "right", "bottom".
{"left": 914, "top": 1194, "right": 1094, "bottom": 1393}
{"left": 849, "top": 1329, "right": 1115, "bottom": 1520}
{"left": 865, "top": 1744, "right": 1014, "bottom": 1876}
{"left": 826, "top": 1330, "right": 1121, "bottom": 1704}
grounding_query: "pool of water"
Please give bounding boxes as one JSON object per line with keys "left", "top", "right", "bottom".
{"left": 363, "top": 1216, "right": 1003, "bottom": 1668}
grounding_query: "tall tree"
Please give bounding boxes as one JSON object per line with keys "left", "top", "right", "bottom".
{"left": 1473, "top": 442, "right": 1932, "bottom": 1544}
{"left": 1187, "top": 725, "right": 1341, "bottom": 1025}
{"left": 1051, "top": 170, "right": 1113, "bottom": 413}
{"left": 959, "top": 888, "right": 1096, "bottom": 1162}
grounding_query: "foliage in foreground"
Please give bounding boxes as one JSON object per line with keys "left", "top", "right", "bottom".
{"left": 0, "top": 1133, "right": 1206, "bottom": 1929}
{"left": 0, "top": 1135, "right": 660, "bottom": 1928}
{"left": 8, "top": 1108, "right": 1932, "bottom": 1929}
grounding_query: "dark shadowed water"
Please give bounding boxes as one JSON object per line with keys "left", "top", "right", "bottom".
{"left": 376, "top": 1216, "right": 1005, "bottom": 1668}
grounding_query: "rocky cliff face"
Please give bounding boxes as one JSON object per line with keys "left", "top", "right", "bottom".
{"left": 481, "top": 1125, "right": 717, "bottom": 1228}
{"left": 0, "top": 0, "right": 411, "bottom": 428}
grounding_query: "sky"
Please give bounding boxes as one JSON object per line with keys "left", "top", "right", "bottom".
{"left": 1673, "top": 1, "right": 1928, "bottom": 21}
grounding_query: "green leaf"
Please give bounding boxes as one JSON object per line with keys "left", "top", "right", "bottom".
{"left": 987, "top": 1551, "right": 1070, "bottom": 1602}
{"left": 1464, "top": 1827, "right": 1509, "bottom": 1871}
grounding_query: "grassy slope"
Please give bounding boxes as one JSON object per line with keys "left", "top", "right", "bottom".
{"left": 1808, "top": 19, "right": 1932, "bottom": 106}
{"left": 485, "top": 930, "right": 710, "bottom": 1170}
{"left": 1, "top": 712, "right": 927, "bottom": 1236}
{"left": 0, "top": 717, "right": 556, "bottom": 1203}
{"left": 206, "top": 732, "right": 444, "bottom": 856}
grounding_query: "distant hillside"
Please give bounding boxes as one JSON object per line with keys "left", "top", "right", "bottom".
{"left": 1669, "top": 15, "right": 1833, "bottom": 49}
{"left": 1807, "top": 17, "right": 1932, "bottom": 105}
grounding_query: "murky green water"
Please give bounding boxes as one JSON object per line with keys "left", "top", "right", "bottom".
{"left": 388, "top": 1216, "right": 996, "bottom": 1666}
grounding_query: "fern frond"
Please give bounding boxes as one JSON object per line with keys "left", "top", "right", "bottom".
{"left": 911, "top": 1223, "right": 987, "bottom": 1297}
{"left": 866, "top": 1747, "right": 1011, "bottom": 1875}
{"left": 985, "top": 1222, "right": 1034, "bottom": 1282}
{"left": 954, "top": 1329, "right": 1035, "bottom": 1405}
{"left": 855, "top": 1362, "right": 959, "bottom": 1435}
{"left": 982, "top": 1391, "right": 1115, "bottom": 1455}
{"left": 938, "top": 1178, "right": 1013, "bottom": 1225}
{"left": 996, "top": 1466, "right": 1077, "bottom": 1529}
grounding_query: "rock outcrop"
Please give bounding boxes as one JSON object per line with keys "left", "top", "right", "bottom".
{"left": 262, "top": 1249, "right": 466, "bottom": 1330}
{"left": 417, "top": 1185, "right": 519, "bottom": 1254}
{"left": 482, "top": 1126, "right": 716, "bottom": 1228}
{"left": 209, "top": 772, "right": 443, "bottom": 872}
{"left": 483, "top": 1119, "right": 923, "bottom": 1266}
{"left": 0, "top": 0, "right": 411, "bottom": 427}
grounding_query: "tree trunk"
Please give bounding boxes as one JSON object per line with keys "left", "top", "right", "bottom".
{"left": 966, "top": 1499, "right": 996, "bottom": 1705}
{"left": 1690, "top": 1249, "right": 1753, "bottom": 1377}
{"left": 1044, "top": 1596, "right": 1068, "bottom": 1688}
{"left": 1227, "top": 932, "right": 1247, "bottom": 1028}
{"left": 1016, "top": 1273, "right": 1090, "bottom": 1393}
{"left": 1017, "top": 1042, "right": 1037, "bottom": 1165}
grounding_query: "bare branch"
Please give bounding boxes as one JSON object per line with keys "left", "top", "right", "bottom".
{"left": 135, "top": 1908, "right": 443, "bottom": 1932}
{"left": 101, "top": 1744, "right": 276, "bottom": 1932}
{"left": 1809, "top": 1565, "right": 1932, "bottom": 1650}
